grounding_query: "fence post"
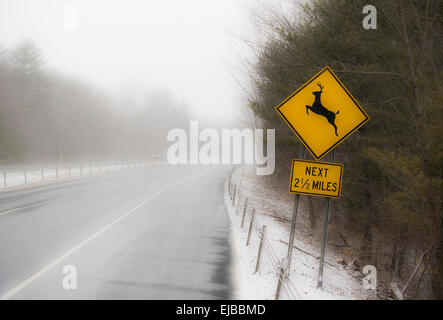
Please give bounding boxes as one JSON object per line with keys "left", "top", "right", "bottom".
{"left": 3, "top": 172, "right": 6, "bottom": 187}
{"left": 24, "top": 168, "right": 27, "bottom": 184}
{"left": 68, "top": 167, "right": 71, "bottom": 176}
{"left": 240, "top": 198, "right": 248, "bottom": 228}
{"left": 246, "top": 209, "right": 256, "bottom": 246}
{"left": 232, "top": 184, "right": 237, "bottom": 207}
{"left": 275, "top": 258, "right": 288, "bottom": 300}
{"left": 80, "top": 165, "right": 83, "bottom": 176}
{"left": 56, "top": 167, "right": 59, "bottom": 180}
{"left": 236, "top": 165, "right": 245, "bottom": 215}
{"left": 41, "top": 169, "right": 44, "bottom": 182}
{"left": 254, "top": 225, "right": 267, "bottom": 274}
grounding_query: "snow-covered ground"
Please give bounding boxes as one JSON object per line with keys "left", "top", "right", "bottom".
{"left": 0, "top": 161, "right": 167, "bottom": 189}
{"left": 226, "top": 165, "right": 374, "bottom": 300}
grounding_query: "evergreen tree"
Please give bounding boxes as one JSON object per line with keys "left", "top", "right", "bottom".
{"left": 247, "top": 0, "right": 442, "bottom": 298}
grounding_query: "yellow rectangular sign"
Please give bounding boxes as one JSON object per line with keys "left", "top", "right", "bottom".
{"left": 289, "top": 159, "right": 343, "bottom": 198}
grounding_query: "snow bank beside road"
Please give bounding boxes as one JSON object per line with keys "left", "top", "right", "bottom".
{"left": 225, "top": 165, "right": 371, "bottom": 300}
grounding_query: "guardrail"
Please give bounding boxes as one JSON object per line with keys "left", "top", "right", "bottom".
{"left": 0, "top": 160, "right": 168, "bottom": 189}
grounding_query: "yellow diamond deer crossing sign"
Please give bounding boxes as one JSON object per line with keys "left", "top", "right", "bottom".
{"left": 275, "top": 66, "right": 369, "bottom": 160}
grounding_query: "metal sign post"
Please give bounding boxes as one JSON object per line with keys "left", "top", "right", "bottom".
{"left": 286, "top": 146, "right": 306, "bottom": 273}
{"left": 317, "top": 149, "right": 335, "bottom": 289}
{"left": 276, "top": 145, "right": 306, "bottom": 296}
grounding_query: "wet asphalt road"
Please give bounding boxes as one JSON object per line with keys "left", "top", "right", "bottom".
{"left": 0, "top": 165, "right": 232, "bottom": 299}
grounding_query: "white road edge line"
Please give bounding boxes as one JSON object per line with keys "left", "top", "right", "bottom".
{"left": 0, "top": 207, "right": 23, "bottom": 216}
{"left": 0, "top": 169, "right": 200, "bottom": 300}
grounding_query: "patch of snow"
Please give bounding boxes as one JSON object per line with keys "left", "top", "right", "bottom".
{"left": 225, "top": 165, "right": 372, "bottom": 300}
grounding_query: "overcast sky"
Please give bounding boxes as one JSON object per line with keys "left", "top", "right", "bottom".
{"left": 0, "top": 0, "right": 261, "bottom": 122}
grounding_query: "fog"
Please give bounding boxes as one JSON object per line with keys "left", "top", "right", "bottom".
{"left": 0, "top": 0, "right": 254, "bottom": 119}
{"left": 0, "top": 0, "right": 262, "bottom": 164}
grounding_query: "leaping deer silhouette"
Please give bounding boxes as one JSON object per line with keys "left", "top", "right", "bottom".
{"left": 306, "top": 82, "right": 340, "bottom": 136}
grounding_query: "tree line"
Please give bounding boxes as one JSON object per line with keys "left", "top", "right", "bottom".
{"left": 0, "top": 39, "right": 191, "bottom": 165}
{"left": 245, "top": 0, "right": 442, "bottom": 299}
